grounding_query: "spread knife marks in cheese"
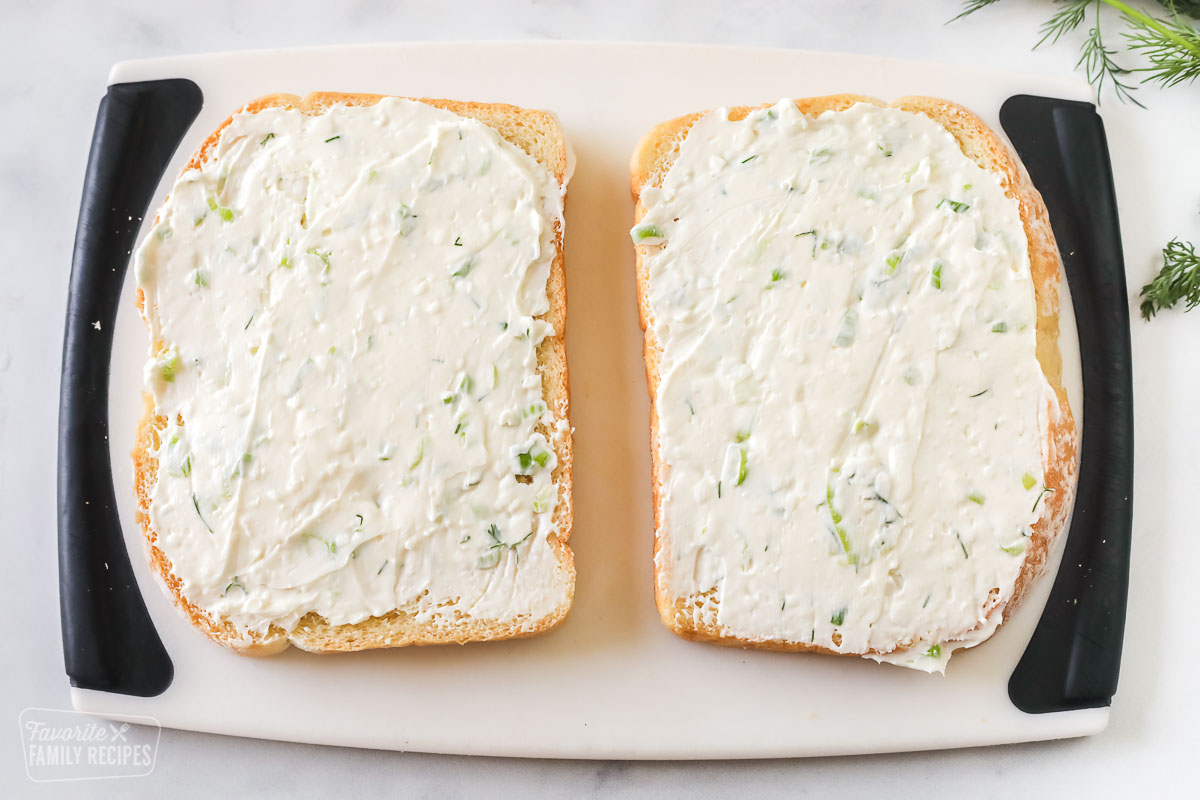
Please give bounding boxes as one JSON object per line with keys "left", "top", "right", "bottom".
{"left": 136, "top": 98, "right": 568, "bottom": 639}
{"left": 634, "top": 101, "right": 1053, "bottom": 672}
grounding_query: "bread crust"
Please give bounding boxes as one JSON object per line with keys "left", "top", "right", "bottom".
{"left": 133, "top": 92, "right": 574, "bottom": 654}
{"left": 629, "top": 95, "right": 1079, "bottom": 659}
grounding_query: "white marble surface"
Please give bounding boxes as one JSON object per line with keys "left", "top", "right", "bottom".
{"left": 2, "top": 0, "right": 1198, "bottom": 796}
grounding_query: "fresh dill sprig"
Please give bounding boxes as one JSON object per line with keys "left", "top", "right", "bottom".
{"left": 950, "top": 0, "right": 1002, "bottom": 23}
{"left": 1158, "top": 1, "right": 1200, "bottom": 18}
{"left": 954, "top": 0, "right": 1200, "bottom": 103}
{"left": 1078, "top": 4, "right": 1144, "bottom": 107}
{"left": 1125, "top": 3, "right": 1200, "bottom": 87}
{"left": 1139, "top": 238, "right": 1200, "bottom": 319}
{"left": 1036, "top": 0, "right": 1092, "bottom": 48}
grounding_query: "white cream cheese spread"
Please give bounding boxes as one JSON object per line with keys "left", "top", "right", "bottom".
{"left": 634, "top": 100, "right": 1055, "bottom": 671}
{"left": 136, "top": 97, "right": 570, "bottom": 639}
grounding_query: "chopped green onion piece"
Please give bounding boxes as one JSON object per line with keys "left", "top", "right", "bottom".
{"left": 158, "top": 354, "right": 180, "bottom": 383}
{"left": 735, "top": 430, "right": 751, "bottom": 443}
{"left": 631, "top": 222, "right": 664, "bottom": 243}
{"left": 825, "top": 483, "right": 856, "bottom": 565}
{"left": 931, "top": 262, "right": 944, "bottom": 289}
{"left": 831, "top": 607, "right": 846, "bottom": 626}
{"left": 885, "top": 251, "right": 902, "bottom": 274}
{"left": 307, "top": 248, "right": 332, "bottom": 271}
{"left": 968, "top": 492, "right": 985, "bottom": 505}
{"left": 992, "top": 321, "right": 1008, "bottom": 333}
{"left": 409, "top": 439, "right": 425, "bottom": 470}
{"left": 1002, "top": 543, "right": 1026, "bottom": 556}
{"left": 925, "top": 644, "right": 942, "bottom": 658}
{"left": 833, "top": 309, "right": 858, "bottom": 347}
{"left": 937, "top": 198, "right": 970, "bottom": 213}
{"left": 1022, "top": 472, "right": 1037, "bottom": 491}
{"left": 735, "top": 447, "right": 748, "bottom": 487}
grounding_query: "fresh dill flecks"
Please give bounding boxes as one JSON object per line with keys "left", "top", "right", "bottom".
{"left": 259, "top": 133, "right": 275, "bottom": 146}
{"left": 741, "top": 154, "right": 759, "bottom": 164}
{"left": 953, "top": 0, "right": 1200, "bottom": 103}
{"left": 192, "top": 493, "right": 213, "bottom": 533}
{"left": 324, "top": 135, "right": 341, "bottom": 143}
{"left": 478, "top": 523, "right": 534, "bottom": 569}
{"left": 1139, "top": 238, "right": 1200, "bottom": 318}
{"left": 303, "top": 532, "right": 337, "bottom": 556}
{"left": 955, "top": 531, "right": 970, "bottom": 559}
{"left": 1032, "top": 484, "right": 1057, "bottom": 513}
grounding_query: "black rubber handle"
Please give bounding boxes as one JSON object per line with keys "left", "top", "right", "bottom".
{"left": 58, "top": 79, "right": 203, "bottom": 697}
{"left": 1000, "top": 95, "right": 1134, "bottom": 713}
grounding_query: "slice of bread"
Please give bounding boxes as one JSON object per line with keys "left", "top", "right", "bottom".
{"left": 630, "top": 95, "right": 1078, "bottom": 665}
{"left": 134, "top": 93, "right": 574, "bottom": 654}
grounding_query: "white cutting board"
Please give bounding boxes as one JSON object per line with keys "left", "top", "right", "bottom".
{"left": 77, "top": 42, "right": 1101, "bottom": 758}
